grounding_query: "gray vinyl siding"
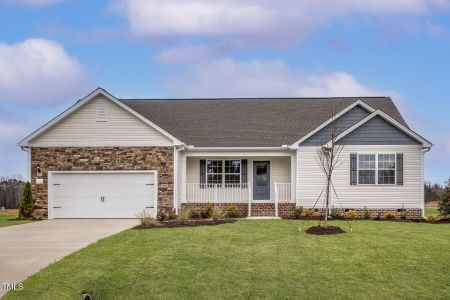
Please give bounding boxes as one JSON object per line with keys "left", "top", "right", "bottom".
{"left": 337, "top": 116, "right": 420, "bottom": 145}
{"left": 301, "top": 105, "right": 370, "bottom": 146}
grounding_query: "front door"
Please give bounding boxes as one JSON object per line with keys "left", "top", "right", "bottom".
{"left": 253, "top": 161, "right": 270, "bottom": 200}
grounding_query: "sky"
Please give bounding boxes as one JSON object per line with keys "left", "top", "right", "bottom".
{"left": 0, "top": 0, "right": 449, "bottom": 184}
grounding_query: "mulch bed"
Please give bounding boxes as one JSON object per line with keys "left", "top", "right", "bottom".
{"left": 133, "top": 219, "right": 237, "bottom": 229}
{"left": 306, "top": 225, "right": 346, "bottom": 235}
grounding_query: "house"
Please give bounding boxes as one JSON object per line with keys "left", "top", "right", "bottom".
{"left": 18, "top": 88, "right": 432, "bottom": 220}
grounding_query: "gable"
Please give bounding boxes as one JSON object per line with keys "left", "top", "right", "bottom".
{"left": 29, "top": 95, "right": 173, "bottom": 147}
{"left": 337, "top": 116, "right": 420, "bottom": 145}
{"left": 300, "top": 105, "right": 370, "bottom": 146}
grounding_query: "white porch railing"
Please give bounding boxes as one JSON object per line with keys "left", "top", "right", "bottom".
{"left": 275, "top": 183, "right": 292, "bottom": 203}
{"left": 186, "top": 183, "right": 251, "bottom": 203}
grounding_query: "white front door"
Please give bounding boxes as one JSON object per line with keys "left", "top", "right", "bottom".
{"left": 49, "top": 172, "right": 156, "bottom": 219}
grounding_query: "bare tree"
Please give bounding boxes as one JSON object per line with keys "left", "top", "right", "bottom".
{"left": 315, "top": 114, "right": 345, "bottom": 226}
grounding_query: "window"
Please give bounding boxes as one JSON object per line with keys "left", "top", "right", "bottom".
{"left": 358, "top": 154, "right": 376, "bottom": 184}
{"left": 358, "top": 154, "right": 396, "bottom": 185}
{"left": 378, "top": 154, "right": 396, "bottom": 184}
{"left": 207, "top": 160, "right": 241, "bottom": 186}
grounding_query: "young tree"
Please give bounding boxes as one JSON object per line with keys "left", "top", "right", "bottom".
{"left": 438, "top": 178, "right": 450, "bottom": 217}
{"left": 315, "top": 116, "right": 345, "bottom": 226}
{"left": 19, "top": 182, "right": 34, "bottom": 218}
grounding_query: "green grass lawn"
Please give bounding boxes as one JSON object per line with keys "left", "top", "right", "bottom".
{"left": 425, "top": 207, "right": 439, "bottom": 217}
{"left": 5, "top": 220, "right": 450, "bottom": 299}
{"left": 0, "top": 213, "right": 29, "bottom": 228}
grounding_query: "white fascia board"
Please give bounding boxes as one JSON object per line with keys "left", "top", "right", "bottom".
{"left": 289, "top": 100, "right": 376, "bottom": 148}
{"left": 18, "top": 87, "right": 184, "bottom": 147}
{"left": 324, "top": 110, "right": 433, "bottom": 148}
{"left": 187, "top": 146, "right": 290, "bottom": 151}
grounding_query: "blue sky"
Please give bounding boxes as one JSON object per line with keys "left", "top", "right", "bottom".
{"left": 0, "top": 0, "right": 449, "bottom": 184}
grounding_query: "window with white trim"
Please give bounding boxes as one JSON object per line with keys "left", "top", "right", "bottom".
{"left": 358, "top": 154, "right": 396, "bottom": 185}
{"left": 207, "top": 160, "right": 241, "bottom": 186}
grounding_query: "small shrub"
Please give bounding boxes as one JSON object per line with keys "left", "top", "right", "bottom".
{"left": 363, "top": 206, "right": 370, "bottom": 220}
{"left": 345, "top": 209, "right": 357, "bottom": 219}
{"left": 178, "top": 209, "right": 191, "bottom": 225}
{"left": 303, "top": 209, "right": 314, "bottom": 217}
{"left": 157, "top": 210, "right": 167, "bottom": 222}
{"left": 19, "top": 182, "right": 34, "bottom": 219}
{"left": 136, "top": 209, "right": 158, "bottom": 227}
{"left": 384, "top": 212, "right": 397, "bottom": 220}
{"left": 167, "top": 209, "right": 177, "bottom": 220}
{"left": 226, "top": 205, "right": 239, "bottom": 218}
{"left": 330, "top": 207, "right": 338, "bottom": 218}
{"left": 427, "top": 215, "right": 438, "bottom": 223}
{"left": 190, "top": 210, "right": 200, "bottom": 219}
{"left": 200, "top": 211, "right": 209, "bottom": 219}
{"left": 399, "top": 208, "right": 407, "bottom": 220}
{"left": 294, "top": 206, "right": 303, "bottom": 219}
{"left": 374, "top": 212, "right": 382, "bottom": 220}
{"left": 204, "top": 203, "right": 214, "bottom": 218}
{"left": 211, "top": 207, "right": 223, "bottom": 222}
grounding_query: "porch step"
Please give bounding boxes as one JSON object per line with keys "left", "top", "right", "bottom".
{"left": 246, "top": 216, "right": 281, "bottom": 220}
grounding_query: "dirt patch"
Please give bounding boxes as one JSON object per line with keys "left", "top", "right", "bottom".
{"left": 306, "top": 225, "right": 346, "bottom": 235}
{"left": 134, "top": 219, "right": 237, "bottom": 229}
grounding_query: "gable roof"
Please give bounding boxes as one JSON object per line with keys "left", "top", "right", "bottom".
{"left": 120, "top": 96, "right": 410, "bottom": 147}
{"left": 18, "top": 88, "right": 182, "bottom": 147}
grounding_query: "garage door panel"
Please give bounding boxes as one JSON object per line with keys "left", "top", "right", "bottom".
{"left": 50, "top": 172, "right": 156, "bottom": 218}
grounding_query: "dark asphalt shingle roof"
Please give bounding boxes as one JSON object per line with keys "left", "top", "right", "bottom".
{"left": 120, "top": 97, "right": 407, "bottom": 147}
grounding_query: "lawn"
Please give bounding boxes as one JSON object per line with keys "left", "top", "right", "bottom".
{"left": 5, "top": 220, "right": 450, "bottom": 299}
{"left": 0, "top": 213, "right": 29, "bottom": 228}
{"left": 425, "top": 206, "right": 439, "bottom": 217}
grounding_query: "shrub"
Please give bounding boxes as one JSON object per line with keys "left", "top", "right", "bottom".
{"left": 19, "top": 182, "right": 34, "bottom": 219}
{"left": 157, "top": 210, "right": 167, "bottom": 222}
{"left": 427, "top": 215, "right": 438, "bottom": 223}
{"left": 204, "top": 203, "right": 214, "bottom": 218}
{"left": 294, "top": 206, "right": 303, "bottom": 219}
{"left": 303, "top": 209, "right": 314, "bottom": 217}
{"left": 136, "top": 209, "right": 158, "bottom": 227}
{"left": 190, "top": 210, "right": 200, "bottom": 219}
{"left": 178, "top": 209, "right": 191, "bottom": 225}
{"left": 226, "top": 205, "right": 239, "bottom": 218}
{"left": 363, "top": 206, "right": 370, "bottom": 219}
{"left": 211, "top": 207, "right": 223, "bottom": 222}
{"left": 167, "top": 209, "right": 177, "bottom": 220}
{"left": 330, "top": 207, "right": 338, "bottom": 218}
{"left": 399, "top": 208, "right": 407, "bottom": 220}
{"left": 200, "top": 211, "right": 209, "bottom": 219}
{"left": 345, "top": 210, "right": 357, "bottom": 219}
{"left": 384, "top": 212, "right": 397, "bottom": 220}
{"left": 438, "top": 179, "right": 450, "bottom": 217}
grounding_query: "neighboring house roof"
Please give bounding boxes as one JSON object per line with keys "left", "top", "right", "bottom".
{"left": 120, "top": 97, "right": 410, "bottom": 147}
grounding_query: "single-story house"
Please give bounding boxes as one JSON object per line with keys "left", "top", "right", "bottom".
{"left": 18, "top": 88, "right": 432, "bottom": 219}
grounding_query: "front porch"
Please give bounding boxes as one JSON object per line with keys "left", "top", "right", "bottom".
{"left": 179, "top": 153, "right": 296, "bottom": 217}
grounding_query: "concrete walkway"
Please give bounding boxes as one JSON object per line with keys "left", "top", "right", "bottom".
{"left": 0, "top": 219, "right": 137, "bottom": 297}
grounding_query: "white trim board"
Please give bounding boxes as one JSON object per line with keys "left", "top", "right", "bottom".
{"left": 324, "top": 110, "right": 432, "bottom": 148}
{"left": 18, "top": 88, "right": 183, "bottom": 147}
{"left": 289, "top": 100, "right": 375, "bottom": 148}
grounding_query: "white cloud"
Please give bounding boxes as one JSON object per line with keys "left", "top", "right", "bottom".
{"left": 0, "top": 38, "right": 91, "bottom": 105}
{"left": 165, "top": 58, "right": 385, "bottom": 97}
{"left": 1, "top": 0, "right": 65, "bottom": 7}
{"left": 115, "top": 0, "right": 449, "bottom": 39}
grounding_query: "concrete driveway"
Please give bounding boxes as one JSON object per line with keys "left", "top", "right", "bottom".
{"left": 0, "top": 219, "right": 138, "bottom": 297}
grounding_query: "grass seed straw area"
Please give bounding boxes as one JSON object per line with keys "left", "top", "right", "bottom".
{"left": 4, "top": 220, "right": 450, "bottom": 299}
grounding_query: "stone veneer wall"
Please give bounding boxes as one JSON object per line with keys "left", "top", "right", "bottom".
{"left": 181, "top": 203, "right": 296, "bottom": 218}
{"left": 30, "top": 147, "right": 174, "bottom": 219}
{"left": 181, "top": 203, "right": 422, "bottom": 220}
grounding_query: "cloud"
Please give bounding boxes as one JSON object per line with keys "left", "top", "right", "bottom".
{"left": 0, "top": 38, "right": 91, "bottom": 105}
{"left": 114, "top": 0, "right": 449, "bottom": 39}
{"left": 165, "top": 58, "right": 386, "bottom": 97}
{"left": 0, "top": 0, "right": 65, "bottom": 7}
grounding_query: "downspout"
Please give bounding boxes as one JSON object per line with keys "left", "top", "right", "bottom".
{"left": 421, "top": 147, "right": 431, "bottom": 218}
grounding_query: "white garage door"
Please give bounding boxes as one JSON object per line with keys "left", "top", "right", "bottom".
{"left": 49, "top": 172, "right": 156, "bottom": 219}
